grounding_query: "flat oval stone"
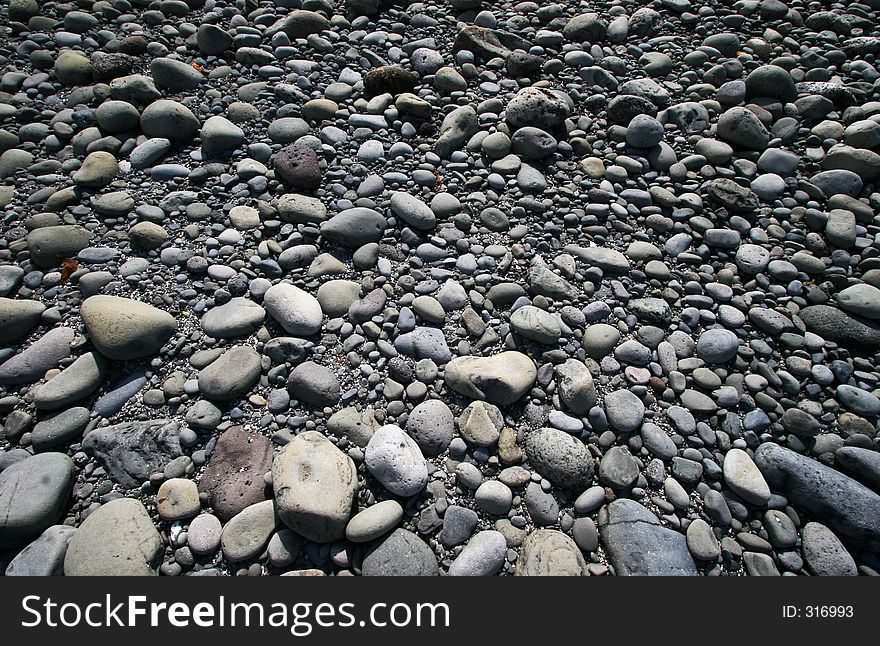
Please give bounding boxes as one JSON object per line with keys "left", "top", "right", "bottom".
{"left": 723, "top": 448, "right": 771, "bottom": 506}
{"left": 444, "top": 351, "right": 537, "bottom": 406}
{"left": 345, "top": 500, "right": 404, "bottom": 543}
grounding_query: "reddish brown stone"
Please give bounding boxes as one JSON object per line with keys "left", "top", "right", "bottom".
{"left": 198, "top": 426, "right": 273, "bottom": 521}
{"left": 273, "top": 142, "right": 321, "bottom": 191}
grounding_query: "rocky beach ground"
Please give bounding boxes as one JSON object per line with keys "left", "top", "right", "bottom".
{"left": 1, "top": 0, "right": 880, "bottom": 576}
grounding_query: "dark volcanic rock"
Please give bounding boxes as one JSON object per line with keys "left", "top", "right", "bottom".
{"left": 363, "top": 66, "right": 417, "bottom": 97}
{"left": 273, "top": 142, "right": 321, "bottom": 191}
{"left": 598, "top": 499, "right": 698, "bottom": 576}
{"left": 799, "top": 305, "right": 880, "bottom": 351}
{"left": 82, "top": 419, "right": 182, "bottom": 489}
{"left": 754, "top": 443, "right": 880, "bottom": 551}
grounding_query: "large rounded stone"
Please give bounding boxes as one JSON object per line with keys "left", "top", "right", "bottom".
{"left": 599, "top": 446, "right": 639, "bottom": 490}
{"left": 150, "top": 57, "right": 204, "bottom": 91}
{"left": 696, "top": 328, "right": 739, "bottom": 363}
{"left": 72, "top": 151, "right": 118, "bottom": 188}
{"left": 263, "top": 282, "right": 323, "bottom": 336}
{"left": 444, "top": 351, "right": 537, "bottom": 406}
{"left": 598, "top": 499, "right": 698, "bottom": 575}
{"left": 0, "top": 327, "right": 75, "bottom": 385}
{"left": 723, "top": 448, "right": 771, "bottom": 506}
{"left": 281, "top": 10, "right": 331, "bottom": 39}
{"left": 287, "top": 361, "right": 340, "bottom": 408}
{"left": 0, "top": 453, "right": 74, "bottom": 548}
{"left": 80, "top": 295, "right": 176, "bottom": 360}
{"left": 510, "top": 305, "right": 561, "bottom": 344}
{"left": 717, "top": 106, "right": 771, "bottom": 150}
{"left": 198, "top": 426, "right": 273, "bottom": 521}
{"left": 272, "top": 431, "right": 358, "bottom": 543}
{"left": 345, "top": 500, "right": 404, "bottom": 543}
{"left": 273, "top": 142, "right": 321, "bottom": 190}
{"left": 603, "top": 389, "right": 645, "bottom": 433}
{"left": 64, "top": 498, "right": 163, "bottom": 575}
{"left": 320, "top": 208, "right": 387, "bottom": 248}
{"left": 26, "top": 225, "right": 91, "bottom": 268}
{"left": 54, "top": 50, "right": 92, "bottom": 85}
{"left": 198, "top": 345, "right": 261, "bottom": 401}
{"left": 316, "top": 280, "right": 361, "bottom": 317}
{"left": 836, "top": 283, "right": 880, "bottom": 320}
{"left": 406, "top": 399, "right": 454, "bottom": 457}
{"left": 801, "top": 522, "right": 858, "bottom": 576}
{"left": 458, "top": 400, "right": 504, "bottom": 447}
{"left": 390, "top": 192, "right": 436, "bottom": 231}
{"left": 362, "top": 528, "right": 438, "bottom": 576}
{"left": 201, "top": 115, "right": 244, "bottom": 158}
{"left": 554, "top": 359, "right": 597, "bottom": 415}
{"left": 745, "top": 65, "right": 797, "bottom": 102}
{"left": 506, "top": 87, "right": 571, "bottom": 129}
{"left": 157, "top": 478, "right": 200, "bottom": 521}
{"left": 516, "top": 529, "right": 588, "bottom": 576}
{"left": 5, "top": 525, "right": 76, "bottom": 576}
{"left": 220, "top": 500, "right": 277, "bottom": 562}
{"left": 626, "top": 114, "right": 664, "bottom": 148}
{"left": 196, "top": 23, "right": 233, "bottom": 55}
{"left": 0, "top": 297, "right": 45, "bottom": 345}
{"left": 525, "top": 427, "right": 594, "bottom": 490}
{"left": 140, "top": 100, "right": 199, "bottom": 141}
{"left": 200, "top": 297, "right": 266, "bottom": 339}
{"left": 563, "top": 13, "right": 607, "bottom": 43}
{"left": 365, "top": 425, "right": 429, "bottom": 497}
{"left": 447, "top": 530, "right": 507, "bottom": 576}
{"left": 187, "top": 514, "right": 222, "bottom": 556}
{"left": 80, "top": 420, "right": 182, "bottom": 489}
{"left": 277, "top": 193, "right": 327, "bottom": 224}
{"left": 32, "top": 351, "right": 106, "bottom": 411}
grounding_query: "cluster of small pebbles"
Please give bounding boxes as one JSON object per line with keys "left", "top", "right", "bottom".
{"left": 2, "top": 0, "right": 880, "bottom": 577}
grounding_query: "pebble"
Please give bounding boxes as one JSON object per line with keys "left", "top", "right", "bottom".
{"left": 723, "top": 448, "right": 772, "bottom": 507}
{"left": 187, "top": 514, "right": 222, "bottom": 556}
{"left": 801, "top": 522, "right": 858, "bottom": 576}
{"left": 157, "top": 478, "right": 200, "bottom": 521}
{"left": 599, "top": 499, "right": 698, "bottom": 576}
{"left": 198, "top": 345, "right": 261, "bottom": 402}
